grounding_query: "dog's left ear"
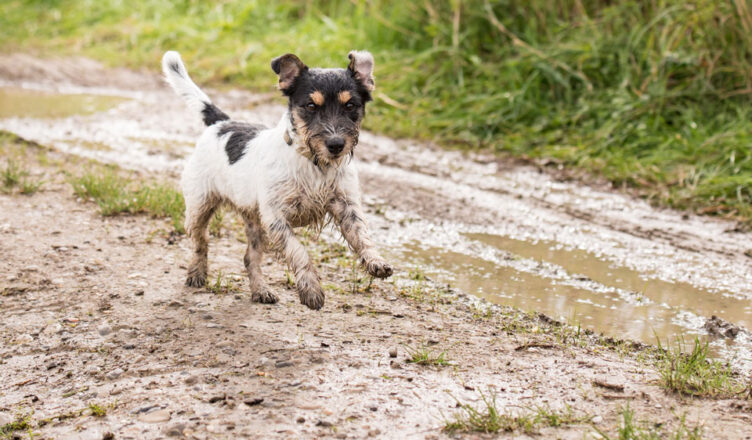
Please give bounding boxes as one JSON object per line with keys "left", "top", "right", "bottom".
{"left": 347, "top": 51, "right": 375, "bottom": 92}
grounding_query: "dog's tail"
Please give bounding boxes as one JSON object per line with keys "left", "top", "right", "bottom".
{"left": 161, "top": 51, "right": 230, "bottom": 126}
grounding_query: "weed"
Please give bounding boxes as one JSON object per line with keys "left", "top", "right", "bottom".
{"left": 205, "top": 271, "right": 239, "bottom": 295}
{"left": 593, "top": 405, "right": 702, "bottom": 440}
{"left": 655, "top": 336, "right": 741, "bottom": 398}
{"left": 444, "top": 390, "right": 586, "bottom": 433}
{"left": 1, "top": 159, "right": 43, "bottom": 194}
{"left": 88, "top": 402, "right": 107, "bottom": 417}
{"left": 404, "top": 344, "right": 449, "bottom": 366}
{"left": 0, "top": 412, "right": 31, "bottom": 436}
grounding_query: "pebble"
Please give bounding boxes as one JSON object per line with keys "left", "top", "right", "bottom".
{"left": 184, "top": 375, "right": 199, "bottom": 385}
{"left": 164, "top": 423, "right": 186, "bottom": 437}
{"left": 592, "top": 415, "right": 603, "bottom": 424}
{"left": 296, "top": 416, "right": 305, "bottom": 423}
{"left": 97, "top": 324, "right": 112, "bottom": 336}
{"left": 388, "top": 347, "right": 398, "bottom": 358}
{"left": 106, "top": 368, "right": 124, "bottom": 380}
{"left": 138, "top": 409, "right": 171, "bottom": 423}
{"left": 275, "top": 360, "right": 294, "bottom": 368}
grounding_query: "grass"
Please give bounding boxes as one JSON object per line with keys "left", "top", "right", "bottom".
{"left": 2, "top": 0, "right": 752, "bottom": 223}
{"left": 404, "top": 344, "right": 449, "bottom": 366}
{"left": 87, "top": 402, "right": 107, "bottom": 418}
{"left": 205, "top": 271, "right": 240, "bottom": 295}
{"left": 2, "top": 159, "right": 43, "bottom": 195}
{"left": 593, "top": 405, "right": 702, "bottom": 440}
{"left": 655, "top": 336, "right": 746, "bottom": 398}
{"left": 0, "top": 413, "right": 32, "bottom": 438}
{"left": 71, "top": 168, "right": 185, "bottom": 233}
{"left": 444, "top": 390, "right": 587, "bottom": 434}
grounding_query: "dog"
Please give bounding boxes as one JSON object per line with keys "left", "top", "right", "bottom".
{"left": 161, "top": 50, "right": 393, "bottom": 310}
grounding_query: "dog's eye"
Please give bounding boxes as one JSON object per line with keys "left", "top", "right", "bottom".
{"left": 306, "top": 102, "right": 316, "bottom": 110}
{"left": 345, "top": 102, "right": 355, "bottom": 110}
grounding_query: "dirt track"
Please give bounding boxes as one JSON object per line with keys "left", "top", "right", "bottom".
{"left": 1, "top": 54, "right": 752, "bottom": 439}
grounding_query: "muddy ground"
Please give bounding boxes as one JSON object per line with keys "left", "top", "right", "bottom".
{"left": 1, "top": 54, "right": 752, "bottom": 439}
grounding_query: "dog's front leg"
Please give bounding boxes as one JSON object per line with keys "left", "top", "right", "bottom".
{"left": 262, "top": 214, "right": 325, "bottom": 310}
{"left": 328, "top": 194, "right": 393, "bottom": 279}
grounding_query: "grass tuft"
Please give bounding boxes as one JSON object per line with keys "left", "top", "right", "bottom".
{"left": 405, "top": 344, "right": 449, "bottom": 366}
{"left": 593, "top": 405, "right": 702, "bottom": 440}
{"left": 71, "top": 168, "right": 185, "bottom": 233}
{"left": 2, "top": 159, "right": 43, "bottom": 195}
{"left": 655, "top": 336, "right": 744, "bottom": 398}
{"left": 88, "top": 402, "right": 107, "bottom": 417}
{"left": 0, "top": 412, "right": 32, "bottom": 436}
{"left": 444, "top": 390, "right": 587, "bottom": 433}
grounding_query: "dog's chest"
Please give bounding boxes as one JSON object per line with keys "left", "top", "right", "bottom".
{"left": 277, "top": 176, "right": 337, "bottom": 228}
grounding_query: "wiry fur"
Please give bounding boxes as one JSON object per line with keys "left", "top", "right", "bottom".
{"left": 162, "top": 50, "right": 392, "bottom": 310}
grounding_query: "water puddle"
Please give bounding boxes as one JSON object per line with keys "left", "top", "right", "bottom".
{"left": 398, "top": 233, "right": 752, "bottom": 365}
{"left": 0, "top": 87, "right": 127, "bottom": 119}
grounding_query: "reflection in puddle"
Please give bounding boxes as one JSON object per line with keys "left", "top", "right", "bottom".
{"left": 400, "top": 234, "right": 752, "bottom": 354}
{"left": 0, "top": 87, "right": 127, "bottom": 119}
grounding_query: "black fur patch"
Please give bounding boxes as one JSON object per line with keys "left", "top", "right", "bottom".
{"left": 218, "top": 121, "right": 266, "bottom": 164}
{"left": 168, "top": 61, "right": 182, "bottom": 75}
{"left": 202, "top": 102, "right": 230, "bottom": 126}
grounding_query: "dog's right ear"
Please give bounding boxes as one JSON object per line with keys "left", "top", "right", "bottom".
{"left": 271, "top": 54, "right": 307, "bottom": 93}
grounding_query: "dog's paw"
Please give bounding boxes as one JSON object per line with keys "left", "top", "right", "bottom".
{"left": 298, "top": 285, "right": 325, "bottom": 310}
{"left": 251, "top": 287, "right": 279, "bottom": 304}
{"left": 185, "top": 271, "right": 207, "bottom": 287}
{"left": 365, "top": 258, "right": 393, "bottom": 278}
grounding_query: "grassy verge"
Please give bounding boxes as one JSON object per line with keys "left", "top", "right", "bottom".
{"left": 2, "top": 0, "right": 751, "bottom": 223}
{"left": 71, "top": 168, "right": 185, "bottom": 233}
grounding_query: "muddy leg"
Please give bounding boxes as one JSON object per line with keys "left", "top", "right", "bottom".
{"left": 261, "top": 215, "right": 324, "bottom": 310}
{"left": 243, "top": 216, "right": 278, "bottom": 304}
{"left": 328, "top": 194, "right": 393, "bottom": 278}
{"left": 185, "top": 196, "right": 219, "bottom": 287}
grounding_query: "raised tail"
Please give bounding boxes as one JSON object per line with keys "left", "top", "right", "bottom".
{"left": 161, "top": 51, "right": 230, "bottom": 126}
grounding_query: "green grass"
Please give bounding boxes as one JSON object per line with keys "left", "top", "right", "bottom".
{"left": 0, "top": 413, "right": 32, "bottom": 438}
{"left": 593, "top": 405, "right": 702, "bottom": 440}
{"left": 71, "top": 168, "right": 185, "bottom": 233}
{"left": 88, "top": 402, "right": 107, "bottom": 418}
{"left": 444, "top": 390, "right": 587, "bottom": 434}
{"left": 2, "top": 159, "right": 43, "bottom": 194}
{"left": 205, "top": 271, "right": 240, "bottom": 294}
{"left": 2, "top": 0, "right": 751, "bottom": 223}
{"left": 404, "top": 344, "right": 450, "bottom": 366}
{"left": 655, "top": 336, "right": 747, "bottom": 398}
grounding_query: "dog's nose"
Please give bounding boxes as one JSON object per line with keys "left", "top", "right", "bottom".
{"left": 325, "top": 137, "right": 345, "bottom": 155}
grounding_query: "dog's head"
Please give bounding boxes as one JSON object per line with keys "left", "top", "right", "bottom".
{"left": 271, "top": 51, "right": 375, "bottom": 167}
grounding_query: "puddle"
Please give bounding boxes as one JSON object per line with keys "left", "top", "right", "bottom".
{"left": 0, "top": 87, "right": 127, "bottom": 119}
{"left": 398, "top": 234, "right": 752, "bottom": 365}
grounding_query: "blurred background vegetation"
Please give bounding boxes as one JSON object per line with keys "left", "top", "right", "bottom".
{"left": 2, "top": 0, "right": 751, "bottom": 222}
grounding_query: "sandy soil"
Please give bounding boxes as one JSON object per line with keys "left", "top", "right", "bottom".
{"left": 1, "top": 54, "right": 752, "bottom": 439}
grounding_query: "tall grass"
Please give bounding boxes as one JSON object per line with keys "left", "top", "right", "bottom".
{"left": 2, "top": 0, "right": 751, "bottom": 221}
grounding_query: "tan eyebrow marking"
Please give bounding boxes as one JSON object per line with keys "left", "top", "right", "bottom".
{"left": 338, "top": 90, "right": 352, "bottom": 104}
{"left": 310, "top": 91, "right": 324, "bottom": 106}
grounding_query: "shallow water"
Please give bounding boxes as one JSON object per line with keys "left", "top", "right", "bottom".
{"left": 0, "top": 87, "right": 127, "bottom": 119}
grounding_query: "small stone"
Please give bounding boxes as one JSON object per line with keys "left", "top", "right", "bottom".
{"left": 135, "top": 290, "right": 144, "bottom": 296}
{"left": 388, "top": 347, "right": 398, "bottom": 358}
{"left": 244, "top": 398, "right": 264, "bottom": 406}
{"left": 106, "top": 368, "right": 124, "bottom": 380}
{"left": 97, "top": 324, "right": 112, "bottom": 336}
{"left": 316, "top": 420, "right": 333, "bottom": 427}
{"left": 296, "top": 416, "right": 305, "bottom": 423}
{"left": 275, "top": 360, "right": 294, "bottom": 368}
{"left": 592, "top": 415, "right": 603, "bottom": 424}
{"left": 184, "top": 375, "right": 199, "bottom": 385}
{"left": 139, "top": 409, "right": 171, "bottom": 423}
{"left": 368, "top": 405, "right": 378, "bottom": 412}
{"left": 165, "top": 423, "right": 186, "bottom": 437}
{"left": 102, "top": 433, "right": 115, "bottom": 440}
{"left": 368, "top": 429, "right": 381, "bottom": 437}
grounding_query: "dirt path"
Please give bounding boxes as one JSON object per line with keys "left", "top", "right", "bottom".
{"left": 1, "top": 54, "right": 752, "bottom": 439}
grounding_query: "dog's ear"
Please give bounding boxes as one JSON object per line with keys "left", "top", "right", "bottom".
{"left": 347, "top": 50, "right": 375, "bottom": 91}
{"left": 271, "top": 54, "right": 307, "bottom": 92}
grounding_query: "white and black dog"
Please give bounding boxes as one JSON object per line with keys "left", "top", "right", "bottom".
{"left": 162, "top": 50, "right": 392, "bottom": 310}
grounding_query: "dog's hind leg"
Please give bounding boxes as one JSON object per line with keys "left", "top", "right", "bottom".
{"left": 242, "top": 212, "right": 278, "bottom": 304}
{"left": 184, "top": 194, "right": 219, "bottom": 287}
